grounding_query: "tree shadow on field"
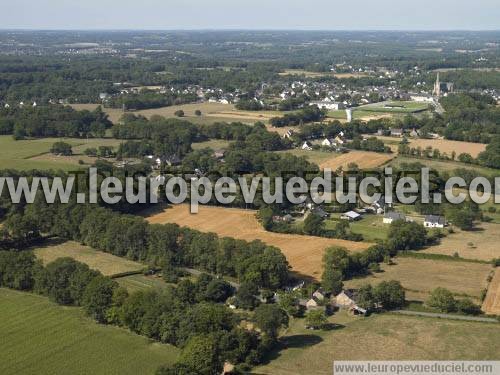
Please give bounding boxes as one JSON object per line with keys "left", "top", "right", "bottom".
{"left": 260, "top": 334, "right": 323, "bottom": 365}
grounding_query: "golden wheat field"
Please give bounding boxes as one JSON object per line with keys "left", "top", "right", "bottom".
{"left": 344, "top": 257, "right": 492, "bottom": 303}
{"left": 34, "top": 241, "right": 144, "bottom": 277}
{"left": 319, "top": 150, "right": 395, "bottom": 170}
{"left": 482, "top": 268, "right": 500, "bottom": 315}
{"left": 146, "top": 205, "right": 370, "bottom": 279}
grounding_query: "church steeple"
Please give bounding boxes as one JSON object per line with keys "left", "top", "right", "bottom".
{"left": 433, "top": 72, "right": 441, "bottom": 97}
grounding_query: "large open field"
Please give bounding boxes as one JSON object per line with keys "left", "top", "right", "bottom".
{"left": 483, "top": 268, "right": 500, "bottom": 315}
{"left": 256, "top": 312, "right": 500, "bottom": 375}
{"left": 0, "top": 135, "right": 122, "bottom": 171}
{"left": 34, "top": 240, "right": 144, "bottom": 277}
{"left": 0, "top": 288, "right": 179, "bottom": 375}
{"left": 72, "top": 102, "right": 284, "bottom": 125}
{"left": 408, "top": 138, "right": 487, "bottom": 158}
{"left": 116, "top": 274, "right": 171, "bottom": 293}
{"left": 145, "top": 205, "right": 370, "bottom": 279}
{"left": 278, "top": 69, "right": 369, "bottom": 79}
{"left": 344, "top": 257, "right": 492, "bottom": 303}
{"left": 318, "top": 150, "right": 394, "bottom": 170}
{"left": 421, "top": 223, "right": 500, "bottom": 262}
{"left": 357, "top": 101, "right": 430, "bottom": 114}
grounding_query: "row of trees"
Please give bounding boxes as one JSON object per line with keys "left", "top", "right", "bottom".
{"left": 4, "top": 197, "right": 290, "bottom": 290}
{"left": 0, "top": 105, "right": 112, "bottom": 139}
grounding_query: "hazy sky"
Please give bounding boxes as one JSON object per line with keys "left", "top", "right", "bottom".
{"left": 1, "top": 0, "right": 499, "bottom": 30}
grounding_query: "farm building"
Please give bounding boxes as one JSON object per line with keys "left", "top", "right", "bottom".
{"left": 341, "top": 211, "right": 362, "bottom": 221}
{"left": 333, "top": 290, "right": 367, "bottom": 316}
{"left": 383, "top": 211, "right": 406, "bottom": 224}
{"left": 389, "top": 128, "right": 404, "bottom": 137}
{"left": 424, "top": 215, "right": 446, "bottom": 228}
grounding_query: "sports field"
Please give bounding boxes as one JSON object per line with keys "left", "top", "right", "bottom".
{"left": 344, "top": 257, "right": 492, "bottom": 303}
{"left": 34, "top": 241, "right": 144, "bottom": 277}
{"left": 0, "top": 288, "right": 179, "bottom": 375}
{"left": 358, "top": 101, "right": 430, "bottom": 113}
{"left": 255, "top": 312, "right": 500, "bottom": 375}
{"left": 145, "top": 205, "right": 371, "bottom": 279}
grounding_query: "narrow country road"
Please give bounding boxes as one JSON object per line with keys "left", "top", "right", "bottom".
{"left": 392, "top": 310, "right": 498, "bottom": 323}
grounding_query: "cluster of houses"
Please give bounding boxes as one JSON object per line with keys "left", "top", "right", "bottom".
{"left": 300, "top": 131, "right": 348, "bottom": 152}
{"left": 297, "top": 288, "right": 368, "bottom": 317}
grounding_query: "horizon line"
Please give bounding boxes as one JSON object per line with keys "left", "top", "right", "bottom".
{"left": 1, "top": 28, "right": 500, "bottom": 33}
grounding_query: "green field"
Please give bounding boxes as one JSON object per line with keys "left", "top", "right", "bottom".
{"left": 34, "top": 240, "right": 145, "bottom": 277}
{"left": 191, "top": 139, "right": 232, "bottom": 151}
{"left": 390, "top": 156, "right": 500, "bottom": 177}
{"left": 116, "top": 274, "right": 172, "bottom": 293}
{"left": 0, "top": 135, "right": 122, "bottom": 171}
{"left": 256, "top": 311, "right": 500, "bottom": 375}
{"left": 326, "top": 214, "right": 389, "bottom": 242}
{"left": 0, "top": 289, "right": 179, "bottom": 375}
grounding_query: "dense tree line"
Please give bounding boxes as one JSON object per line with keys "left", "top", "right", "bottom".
{"left": 3, "top": 197, "right": 289, "bottom": 290}
{"left": 0, "top": 105, "right": 112, "bottom": 138}
{"left": 270, "top": 106, "right": 326, "bottom": 127}
{"left": 0, "top": 250, "right": 277, "bottom": 373}
{"left": 107, "top": 91, "right": 198, "bottom": 110}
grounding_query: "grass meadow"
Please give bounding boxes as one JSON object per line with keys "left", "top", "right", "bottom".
{"left": 0, "top": 289, "right": 179, "bottom": 375}
{"left": 256, "top": 311, "right": 500, "bottom": 375}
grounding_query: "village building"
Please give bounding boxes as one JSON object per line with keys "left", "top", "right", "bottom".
{"left": 424, "top": 215, "right": 447, "bottom": 228}
{"left": 389, "top": 128, "right": 404, "bottom": 137}
{"left": 333, "top": 290, "right": 367, "bottom": 316}
{"left": 383, "top": 211, "right": 406, "bottom": 224}
{"left": 309, "top": 101, "right": 345, "bottom": 110}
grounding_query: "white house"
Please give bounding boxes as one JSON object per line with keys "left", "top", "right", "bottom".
{"left": 309, "top": 101, "right": 345, "bottom": 110}
{"left": 383, "top": 211, "right": 406, "bottom": 224}
{"left": 301, "top": 141, "right": 313, "bottom": 151}
{"left": 424, "top": 215, "right": 446, "bottom": 228}
{"left": 321, "top": 138, "right": 335, "bottom": 147}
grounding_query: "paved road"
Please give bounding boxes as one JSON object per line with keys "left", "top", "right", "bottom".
{"left": 392, "top": 310, "right": 498, "bottom": 323}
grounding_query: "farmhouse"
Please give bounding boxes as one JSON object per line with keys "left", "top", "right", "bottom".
{"left": 341, "top": 211, "right": 362, "bottom": 221}
{"left": 383, "top": 211, "right": 406, "bottom": 224}
{"left": 305, "top": 297, "right": 324, "bottom": 311}
{"left": 424, "top": 215, "right": 446, "bottom": 228}
{"left": 322, "top": 138, "right": 335, "bottom": 147}
{"left": 333, "top": 290, "right": 367, "bottom": 315}
{"left": 389, "top": 128, "right": 404, "bottom": 137}
{"left": 312, "top": 288, "right": 326, "bottom": 301}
